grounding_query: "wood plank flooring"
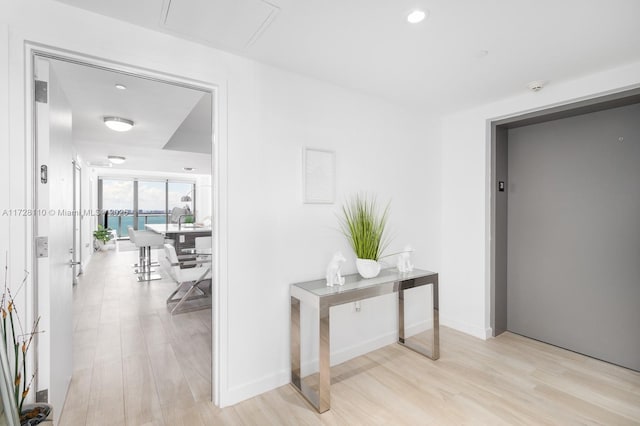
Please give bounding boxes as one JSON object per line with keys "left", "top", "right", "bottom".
{"left": 60, "top": 249, "right": 640, "bottom": 425}
{"left": 60, "top": 248, "right": 211, "bottom": 426}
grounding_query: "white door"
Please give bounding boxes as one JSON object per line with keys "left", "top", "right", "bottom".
{"left": 34, "top": 57, "right": 74, "bottom": 423}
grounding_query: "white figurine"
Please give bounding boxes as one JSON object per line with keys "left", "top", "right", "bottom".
{"left": 326, "top": 251, "right": 346, "bottom": 287}
{"left": 397, "top": 245, "right": 414, "bottom": 273}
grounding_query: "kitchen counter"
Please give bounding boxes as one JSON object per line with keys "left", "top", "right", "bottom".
{"left": 146, "top": 224, "right": 212, "bottom": 251}
{"left": 145, "top": 224, "right": 212, "bottom": 234}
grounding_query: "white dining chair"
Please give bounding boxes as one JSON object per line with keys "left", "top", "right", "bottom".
{"left": 162, "top": 243, "right": 211, "bottom": 314}
{"left": 194, "top": 236, "right": 212, "bottom": 266}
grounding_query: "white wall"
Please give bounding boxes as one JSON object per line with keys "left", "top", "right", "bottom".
{"left": 0, "top": 23, "right": 9, "bottom": 263}
{"left": 0, "top": 0, "right": 441, "bottom": 407}
{"left": 195, "top": 174, "right": 212, "bottom": 221}
{"left": 1, "top": 17, "right": 36, "bottom": 393}
{"left": 440, "top": 60, "right": 640, "bottom": 339}
{"left": 224, "top": 63, "right": 441, "bottom": 401}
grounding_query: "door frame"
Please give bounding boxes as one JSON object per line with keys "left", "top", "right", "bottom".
{"left": 72, "top": 160, "right": 82, "bottom": 284}
{"left": 489, "top": 87, "right": 640, "bottom": 336}
{"left": 25, "top": 42, "right": 227, "bottom": 406}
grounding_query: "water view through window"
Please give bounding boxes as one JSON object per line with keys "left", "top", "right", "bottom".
{"left": 138, "top": 180, "right": 167, "bottom": 232}
{"left": 100, "top": 178, "right": 195, "bottom": 238}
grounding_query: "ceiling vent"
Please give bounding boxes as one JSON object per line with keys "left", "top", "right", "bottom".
{"left": 163, "top": 0, "right": 280, "bottom": 50}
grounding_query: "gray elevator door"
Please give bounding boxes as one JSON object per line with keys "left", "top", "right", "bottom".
{"left": 507, "top": 103, "right": 640, "bottom": 371}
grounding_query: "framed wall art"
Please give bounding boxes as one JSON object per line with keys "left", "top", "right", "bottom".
{"left": 302, "top": 148, "right": 335, "bottom": 204}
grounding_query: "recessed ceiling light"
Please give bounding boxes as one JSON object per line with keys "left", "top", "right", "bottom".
{"left": 107, "top": 155, "right": 126, "bottom": 164}
{"left": 407, "top": 9, "right": 427, "bottom": 24}
{"left": 103, "top": 116, "right": 134, "bottom": 132}
{"left": 115, "top": 84, "right": 127, "bottom": 90}
{"left": 183, "top": 167, "right": 195, "bottom": 172}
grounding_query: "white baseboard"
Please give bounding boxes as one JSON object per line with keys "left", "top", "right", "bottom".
{"left": 222, "top": 370, "right": 290, "bottom": 408}
{"left": 305, "top": 319, "right": 433, "bottom": 372}
{"left": 484, "top": 327, "right": 493, "bottom": 339}
{"left": 221, "top": 320, "right": 433, "bottom": 407}
{"left": 440, "top": 316, "right": 492, "bottom": 340}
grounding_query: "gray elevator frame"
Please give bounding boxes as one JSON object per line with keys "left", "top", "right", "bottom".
{"left": 490, "top": 87, "right": 640, "bottom": 336}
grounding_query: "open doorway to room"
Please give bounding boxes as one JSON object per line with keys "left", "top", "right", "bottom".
{"left": 30, "top": 50, "right": 218, "bottom": 424}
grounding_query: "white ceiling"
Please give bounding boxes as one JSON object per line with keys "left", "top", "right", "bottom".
{"left": 45, "top": 1, "right": 640, "bottom": 172}
{"left": 50, "top": 58, "right": 212, "bottom": 174}
{"left": 162, "top": 94, "right": 212, "bottom": 155}
{"left": 54, "top": 0, "right": 640, "bottom": 112}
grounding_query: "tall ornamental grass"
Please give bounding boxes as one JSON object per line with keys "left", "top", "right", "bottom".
{"left": 1, "top": 256, "right": 40, "bottom": 417}
{"left": 340, "top": 194, "right": 390, "bottom": 261}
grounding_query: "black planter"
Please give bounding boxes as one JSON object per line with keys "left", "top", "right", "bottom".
{"left": 19, "top": 403, "right": 52, "bottom": 425}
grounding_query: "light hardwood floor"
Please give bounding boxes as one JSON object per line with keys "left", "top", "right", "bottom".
{"left": 61, "top": 249, "right": 640, "bottom": 425}
{"left": 61, "top": 247, "right": 212, "bottom": 425}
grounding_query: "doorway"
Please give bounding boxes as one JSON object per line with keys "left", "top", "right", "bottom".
{"left": 491, "top": 88, "right": 640, "bottom": 371}
{"left": 29, "top": 46, "right": 220, "bottom": 420}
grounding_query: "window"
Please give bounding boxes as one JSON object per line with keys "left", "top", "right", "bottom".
{"left": 138, "top": 180, "right": 167, "bottom": 230}
{"left": 98, "top": 178, "right": 195, "bottom": 238}
{"left": 168, "top": 181, "right": 194, "bottom": 219}
{"left": 100, "top": 178, "right": 133, "bottom": 238}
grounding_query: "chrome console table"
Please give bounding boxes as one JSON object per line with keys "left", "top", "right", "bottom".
{"left": 290, "top": 268, "right": 439, "bottom": 413}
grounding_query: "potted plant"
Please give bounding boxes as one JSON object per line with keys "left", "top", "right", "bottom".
{"left": 1, "top": 258, "right": 52, "bottom": 425}
{"left": 93, "top": 225, "right": 113, "bottom": 251}
{"left": 340, "top": 194, "right": 390, "bottom": 278}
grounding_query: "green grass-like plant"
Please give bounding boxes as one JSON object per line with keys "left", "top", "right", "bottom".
{"left": 340, "top": 194, "right": 390, "bottom": 261}
{"left": 93, "top": 225, "right": 113, "bottom": 244}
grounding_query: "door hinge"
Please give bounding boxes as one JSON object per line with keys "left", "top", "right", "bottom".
{"left": 35, "top": 80, "right": 48, "bottom": 104}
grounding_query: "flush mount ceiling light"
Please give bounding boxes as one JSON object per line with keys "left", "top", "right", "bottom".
{"left": 87, "top": 161, "right": 112, "bottom": 168}
{"left": 115, "top": 84, "right": 127, "bottom": 90}
{"left": 407, "top": 9, "right": 428, "bottom": 23}
{"left": 107, "top": 155, "right": 126, "bottom": 164}
{"left": 103, "top": 116, "right": 134, "bottom": 132}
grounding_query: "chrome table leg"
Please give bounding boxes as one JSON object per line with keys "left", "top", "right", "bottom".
{"left": 398, "top": 277, "right": 439, "bottom": 360}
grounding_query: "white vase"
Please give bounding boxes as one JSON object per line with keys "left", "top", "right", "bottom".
{"left": 356, "top": 258, "right": 381, "bottom": 279}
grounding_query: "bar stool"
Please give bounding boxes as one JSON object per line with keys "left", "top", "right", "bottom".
{"left": 130, "top": 228, "right": 164, "bottom": 281}
{"left": 129, "top": 226, "right": 159, "bottom": 269}
{"left": 129, "top": 226, "right": 149, "bottom": 275}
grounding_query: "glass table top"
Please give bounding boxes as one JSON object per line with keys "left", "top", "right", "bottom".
{"left": 292, "top": 268, "right": 435, "bottom": 298}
